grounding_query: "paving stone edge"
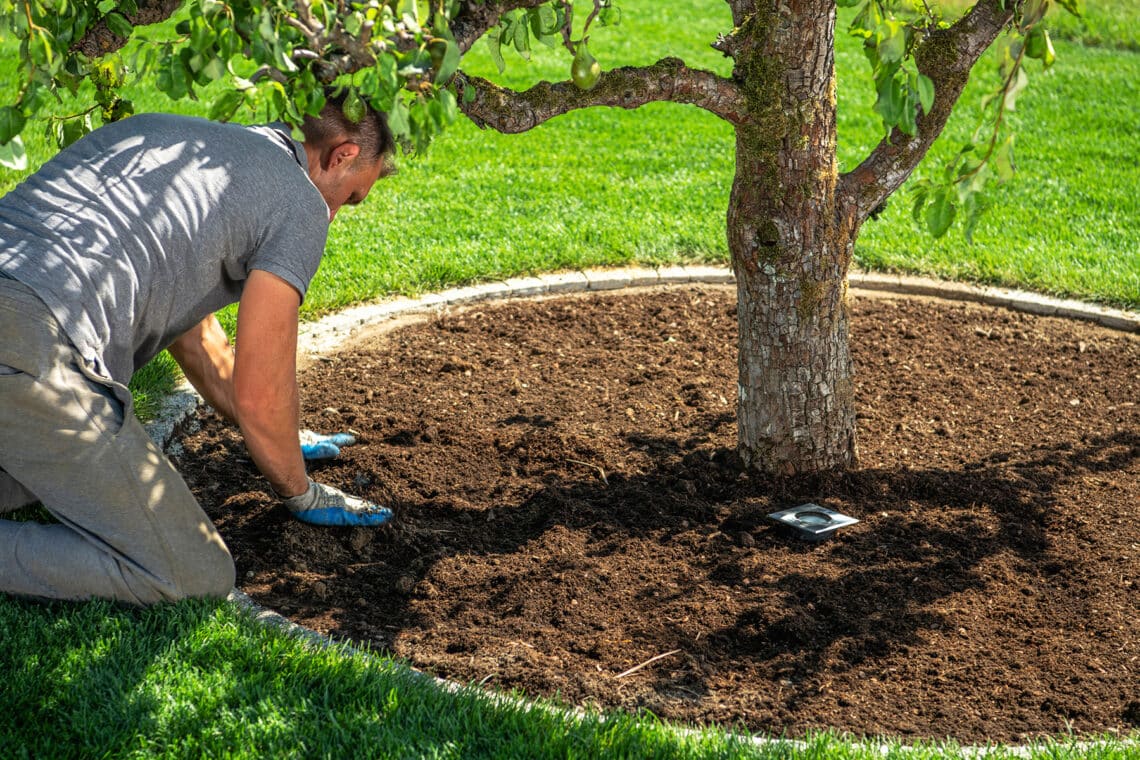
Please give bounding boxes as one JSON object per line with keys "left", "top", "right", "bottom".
{"left": 145, "top": 267, "right": 1139, "bottom": 450}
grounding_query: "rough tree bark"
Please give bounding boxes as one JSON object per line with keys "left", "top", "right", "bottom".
{"left": 727, "top": 0, "right": 857, "bottom": 473}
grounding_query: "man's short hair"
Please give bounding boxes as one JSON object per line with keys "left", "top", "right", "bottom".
{"left": 301, "top": 89, "right": 396, "bottom": 168}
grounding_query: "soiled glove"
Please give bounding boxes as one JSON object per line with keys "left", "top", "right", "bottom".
{"left": 283, "top": 479, "right": 393, "bottom": 527}
{"left": 300, "top": 430, "right": 356, "bottom": 461}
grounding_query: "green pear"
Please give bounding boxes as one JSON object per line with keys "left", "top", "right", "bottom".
{"left": 571, "top": 44, "right": 601, "bottom": 91}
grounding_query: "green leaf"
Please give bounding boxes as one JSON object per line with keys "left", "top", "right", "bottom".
{"left": 1021, "top": 0, "right": 1048, "bottom": 26}
{"left": 344, "top": 11, "right": 363, "bottom": 36}
{"left": 850, "top": 0, "right": 881, "bottom": 34}
{"left": 0, "top": 134, "right": 27, "bottom": 170}
{"left": 189, "top": 20, "right": 214, "bottom": 52}
{"left": 104, "top": 11, "right": 133, "bottom": 38}
{"left": 917, "top": 73, "right": 934, "bottom": 115}
{"left": 599, "top": 5, "right": 621, "bottom": 25}
{"left": 486, "top": 31, "right": 505, "bottom": 74}
{"left": 873, "top": 70, "right": 905, "bottom": 131}
{"left": 208, "top": 89, "right": 244, "bottom": 122}
{"left": 1004, "top": 65, "right": 1029, "bottom": 111}
{"left": 156, "top": 52, "right": 190, "bottom": 99}
{"left": 513, "top": 15, "right": 530, "bottom": 59}
{"left": 1056, "top": 0, "right": 1083, "bottom": 15}
{"left": 200, "top": 55, "right": 226, "bottom": 82}
{"left": 0, "top": 106, "right": 27, "bottom": 145}
{"left": 435, "top": 39, "right": 460, "bottom": 83}
{"left": 993, "top": 134, "right": 1015, "bottom": 182}
{"left": 530, "top": 5, "right": 558, "bottom": 35}
{"left": 387, "top": 97, "right": 410, "bottom": 137}
{"left": 437, "top": 87, "right": 457, "bottom": 124}
{"left": 870, "top": 19, "right": 907, "bottom": 63}
{"left": 50, "top": 113, "right": 93, "bottom": 149}
{"left": 925, "top": 187, "right": 956, "bottom": 237}
{"left": 899, "top": 83, "right": 918, "bottom": 136}
{"left": 911, "top": 185, "right": 929, "bottom": 225}
{"left": 376, "top": 54, "right": 399, "bottom": 92}
{"left": 956, "top": 158, "right": 988, "bottom": 196}
{"left": 216, "top": 27, "right": 240, "bottom": 59}
{"left": 27, "top": 30, "right": 57, "bottom": 67}
{"left": 961, "top": 190, "right": 989, "bottom": 243}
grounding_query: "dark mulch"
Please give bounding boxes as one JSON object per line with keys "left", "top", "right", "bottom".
{"left": 175, "top": 285, "right": 1140, "bottom": 744}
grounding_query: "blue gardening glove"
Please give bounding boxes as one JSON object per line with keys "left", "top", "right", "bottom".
{"left": 300, "top": 430, "right": 357, "bottom": 460}
{"left": 283, "top": 478, "right": 393, "bottom": 527}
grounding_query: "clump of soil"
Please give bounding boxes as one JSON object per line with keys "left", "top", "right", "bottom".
{"left": 175, "top": 286, "right": 1140, "bottom": 744}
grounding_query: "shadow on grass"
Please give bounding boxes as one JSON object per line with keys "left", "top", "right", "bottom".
{"left": 0, "top": 594, "right": 769, "bottom": 757}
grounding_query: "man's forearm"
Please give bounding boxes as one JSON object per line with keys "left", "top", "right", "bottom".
{"left": 171, "top": 313, "right": 307, "bottom": 497}
{"left": 236, "top": 389, "right": 309, "bottom": 498}
{"left": 168, "top": 315, "right": 239, "bottom": 422}
{"left": 232, "top": 270, "right": 310, "bottom": 499}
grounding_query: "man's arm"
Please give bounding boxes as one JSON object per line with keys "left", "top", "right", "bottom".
{"left": 168, "top": 315, "right": 239, "bottom": 423}
{"left": 230, "top": 269, "right": 309, "bottom": 499}
{"left": 168, "top": 270, "right": 392, "bottom": 526}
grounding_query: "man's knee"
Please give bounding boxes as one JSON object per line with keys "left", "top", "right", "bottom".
{"left": 168, "top": 543, "right": 236, "bottom": 600}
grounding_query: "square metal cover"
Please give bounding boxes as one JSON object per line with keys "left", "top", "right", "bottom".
{"left": 767, "top": 503, "right": 859, "bottom": 542}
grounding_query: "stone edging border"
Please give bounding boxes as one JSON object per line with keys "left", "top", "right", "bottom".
{"left": 147, "top": 267, "right": 1139, "bottom": 755}
{"left": 147, "top": 266, "right": 1139, "bottom": 449}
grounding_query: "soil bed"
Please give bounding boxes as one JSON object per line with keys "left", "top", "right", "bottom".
{"left": 176, "top": 285, "right": 1140, "bottom": 743}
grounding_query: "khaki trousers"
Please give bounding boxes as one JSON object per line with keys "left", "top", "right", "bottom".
{"left": 0, "top": 278, "right": 234, "bottom": 604}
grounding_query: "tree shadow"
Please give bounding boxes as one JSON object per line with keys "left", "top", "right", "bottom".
{"left": 171, "top": 382, "right": 1140, "bottom": 738}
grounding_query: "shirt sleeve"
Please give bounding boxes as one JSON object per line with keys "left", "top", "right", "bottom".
{"left": 246, "top": 194, "right": 329, "bottom": 302}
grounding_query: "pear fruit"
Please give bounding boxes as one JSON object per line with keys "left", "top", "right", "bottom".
{"left": 571, "top": 44, "right": 601, "bottom": 91}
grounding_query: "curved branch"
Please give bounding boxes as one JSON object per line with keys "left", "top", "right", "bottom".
{"left": 71, "top": 0, "right": 183, "bottom": 59}
{"left": 837, "top": 0, "right": 1015, "bottom": 225}
{"left": 456, "top": 57, "right": 748, "bottom": 133}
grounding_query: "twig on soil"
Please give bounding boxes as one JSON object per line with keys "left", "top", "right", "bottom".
{"left": 567, "top": 459, "right": 608, "bottom": 485}
{"left": 614, "top": 649, "right": 682, "bottom": 679}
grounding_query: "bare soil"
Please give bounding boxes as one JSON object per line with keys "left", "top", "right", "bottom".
{"left": 175, "top": 285, "right": 1140, "bottom": 744}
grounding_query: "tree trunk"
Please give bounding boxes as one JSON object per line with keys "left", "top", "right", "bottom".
{"left": 729, "top": 0, "right": 857, "bottom": 475}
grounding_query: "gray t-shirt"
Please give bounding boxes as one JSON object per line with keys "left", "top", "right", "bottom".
{"left": 0, "top": 113, "right": 329, "bottom": 383}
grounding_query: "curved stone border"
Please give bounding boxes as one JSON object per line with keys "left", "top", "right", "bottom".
{"left": 146, "top": 266, "right": 1139, "bottom": 449}
{"left": 147, "top": 267, "right": 1139, "bottom": 755}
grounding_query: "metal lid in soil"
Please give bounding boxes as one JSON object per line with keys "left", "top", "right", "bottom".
{"left": 767, "top": 504, "right": 859, "bottom": 542}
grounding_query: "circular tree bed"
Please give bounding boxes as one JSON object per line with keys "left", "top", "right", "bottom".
{"left": 175, "top": 285, "right": 1140, "bottom": 744}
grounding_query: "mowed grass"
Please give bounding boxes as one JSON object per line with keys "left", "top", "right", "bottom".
{"left": 1, "top": 2, "right": 1139, "bottom": 757}
{"left": 1, "top": 598, "right": 1135, "bottom": 759}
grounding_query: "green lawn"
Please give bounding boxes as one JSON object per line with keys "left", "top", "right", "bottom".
{"left": 1, "top": 1, "right": 1139, "bottom": 757}
{"left": 2, "top": 598, "right": 1135, "bottom": 759}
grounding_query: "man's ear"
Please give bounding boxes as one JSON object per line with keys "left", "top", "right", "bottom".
{"left": 325, "top": 141, "right": 361, "bottom": 170}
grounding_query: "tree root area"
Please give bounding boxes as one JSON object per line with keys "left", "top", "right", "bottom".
{"left": 175, "top": 285, "right": 1140, "bottom": 743}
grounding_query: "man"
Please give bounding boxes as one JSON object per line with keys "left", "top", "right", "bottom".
{"left": 0, "top": 92, "right": 395, "bottom": 605}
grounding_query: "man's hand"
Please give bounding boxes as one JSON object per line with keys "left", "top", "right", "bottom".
{"left": 300, "top": 430, "right": 357, "bottom": 461}
{"left": 283, "top": 479, "right": 393, "bottom": 527}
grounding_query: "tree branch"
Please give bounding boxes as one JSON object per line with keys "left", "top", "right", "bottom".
{"left": 456, "top": 57, "right": 747, "bottom": 132}
{"left": 71, "top": 0, "right": 183, "bottom": 59}
{"left": 837, "top": 0, "right": 1015, "bottom": 225}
